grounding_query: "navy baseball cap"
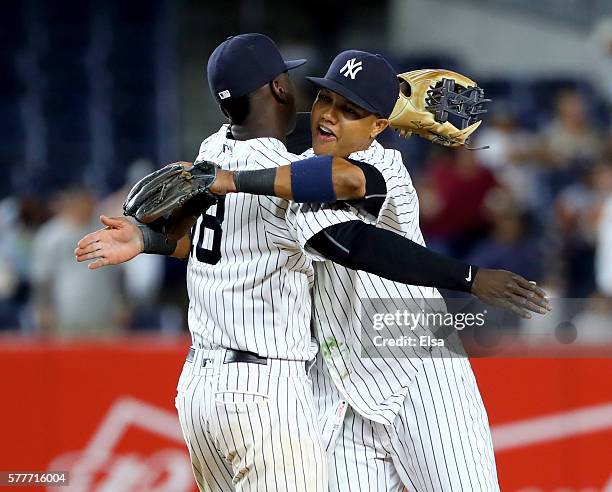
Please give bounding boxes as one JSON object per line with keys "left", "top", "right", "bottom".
{"left": 207, "top": 33, "right": 306, "bottom": 103}
{"left": 306, "top": 50, "right": 398, "bottom": 118}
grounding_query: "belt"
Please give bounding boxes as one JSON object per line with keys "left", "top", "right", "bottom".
{"left": 186, "top": 347, "right": 267, "bottom": 366}
{"left": 186, "top": 347, "right": 310, "bottom": 371}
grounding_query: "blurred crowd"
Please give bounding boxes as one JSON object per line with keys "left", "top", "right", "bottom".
{"left": 1, "top": 83, "right": 611, "bottom": 341}
{"left": 0, "top": 159, "right": 187, "bottom": 337}
{"left": 1, "top": 0, "right": 611, "bottom": 345}
{"left": 411, "top": 87, "right": 612, "bottom": 342}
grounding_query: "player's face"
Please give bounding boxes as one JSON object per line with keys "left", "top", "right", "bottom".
{"left": 310, "top": 89, "right": 388, "bottom": 157}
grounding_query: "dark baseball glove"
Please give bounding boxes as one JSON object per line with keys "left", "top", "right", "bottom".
{"left": 389, "top": 69, "right": 490, "bottom": 148}
{"left": 123, "top": 160, "right": 219, "bottom": 233}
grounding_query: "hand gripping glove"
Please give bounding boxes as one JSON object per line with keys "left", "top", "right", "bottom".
{"left": 123, "top": 160, "right": 219, "bottom": 224}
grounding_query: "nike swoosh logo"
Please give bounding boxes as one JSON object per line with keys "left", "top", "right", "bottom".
{"left": 465, "top": 266, "right": 472, "bottom": 282}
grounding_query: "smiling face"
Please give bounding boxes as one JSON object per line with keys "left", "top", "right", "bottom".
{"left": 310, "top": 89, "right": 389, "bottom": 157}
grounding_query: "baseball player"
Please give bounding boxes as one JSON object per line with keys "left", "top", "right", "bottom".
{"left": 99, "top": 34, "right": 342, "bottom": 492}
{"left": 75, "top": 34, "right": 404, "bottom": 492}
{"left": 286, "top": 51, "right": 504, "bottom": 491}
{"left": 202, "top": 51, "right": 541, "bottom": 490}
{"left": 76, "top": 38, "right": 549, "bottom": 491}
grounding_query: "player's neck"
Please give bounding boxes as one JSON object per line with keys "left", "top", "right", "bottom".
{"left": 229, "top": 100, "right": 289, "bottom": 142}
{"left": 230, "top": 123, "right": 286, "bottom": 143}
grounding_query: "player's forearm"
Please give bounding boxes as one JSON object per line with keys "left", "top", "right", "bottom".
{"left": 172, "top": 234, "right": 192, "bottom": 259}
{"left": 213, "top": 156, "right": 370, "bottom": 201}
{"left": 140, "top": 226, "right": 190, "bottom": 260}
{"left": 270, "top": 157, "right": 365, "bottom": 201}
{"left": 308, "top": 221, "right": 477, "bottom": 293}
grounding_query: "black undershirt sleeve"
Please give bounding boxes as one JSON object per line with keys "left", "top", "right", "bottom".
{"left": 307, "top": 220, "right": 477, "bottom": 293}
{"left": 344, "top": 159, "right": 387, "bottom": 216}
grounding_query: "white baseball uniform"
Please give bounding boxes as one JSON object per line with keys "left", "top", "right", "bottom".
{"left": 287, "top": 141, "right": 500, "bottom": 491}
{"left": 174, "top": 125, "right": 355, "bottom": 492}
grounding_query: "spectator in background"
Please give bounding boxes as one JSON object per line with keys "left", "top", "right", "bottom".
{"left": 590, "top": 17, "right": 612, "bottom": 111}
{"left": 30, "top": 185, "right": 128, "bottom": 337}
{"left": 525, "top": 89, "right": 603, "bottom": 198}
{"left": 595, "top": 155, "right": 612, "bottom": 297}
{"left": 99, "top": 159, "right": 166, "bottom": 330}
{"left": 554, "top": 157, "right": 612, "bottom": 298}
{"left": 418, "top": 146, "right": 499, "bottom": 257}
{"left": 542, "top": 90, "right": 601, "bottom": 166}
{"left": 0, "top": 195, "right": 50, "bottom": 330}
{"left": 473, "top": 102, "right": 541, "bottom": 211}
{"left": 596, "top": 200, "right": 612, "bottom": 296}
{"left": 467, "top": 188, "right": 542, "bottom": 281}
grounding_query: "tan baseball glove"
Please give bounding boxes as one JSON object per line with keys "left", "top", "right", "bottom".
{"left": 389, "top": 69, "right": 490, "bottom": 148}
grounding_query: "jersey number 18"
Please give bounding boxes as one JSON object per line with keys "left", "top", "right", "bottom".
{"left": 191, "top": 197, "right": 225, "bottom": 265}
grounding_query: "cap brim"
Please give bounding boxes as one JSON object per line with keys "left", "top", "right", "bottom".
{"left": 285, "top": 59, "right": 307, "bottom": 71}
{"left": 305, "top": 76, "right": 378, "bottom": 115}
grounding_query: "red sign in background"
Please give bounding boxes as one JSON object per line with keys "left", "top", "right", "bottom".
{"left": 0, "top": 338, "right": 196, "bottom": 492}
{"left": 0, "top": 338, "right": 610, "bottom": 491}
{"left": 474, "top": 357, "right": 612, "bottom": 491}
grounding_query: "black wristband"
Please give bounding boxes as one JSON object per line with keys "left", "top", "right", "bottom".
{"left": 233, "top": 168, "right": 276, "bottom": 196}
{"left": 138, "top": 225, "right": 177, "bottom": 256}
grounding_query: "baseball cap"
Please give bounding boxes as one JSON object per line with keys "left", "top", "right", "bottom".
{"left": 207, "top": 33, "right": 306, "bottom": 103}
{"left": 306, "top": 50, "right": 399, "bottom": 118}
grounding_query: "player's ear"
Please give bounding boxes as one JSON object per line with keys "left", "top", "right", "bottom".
{"left": 370, "top": 118, "right": 389, "bottom": 139}
{"left": 270, "top": 74, "right": 290, "bottom": 104}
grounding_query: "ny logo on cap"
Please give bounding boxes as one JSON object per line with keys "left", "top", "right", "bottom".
{"left": 340, "top": 58, "right": 363, "bottom": 79}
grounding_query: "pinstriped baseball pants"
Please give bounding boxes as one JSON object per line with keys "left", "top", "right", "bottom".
{"left": 175, "top": 348, "right": 327, "bottom": 492}
{"left": 316, "top": 356, "right": 500, "bottom": 491}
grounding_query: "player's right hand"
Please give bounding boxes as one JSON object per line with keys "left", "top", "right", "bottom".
{"left": 208, "top": 169, "right": 236, "bottom": 196}
{"left": 74, "top": 215, "right": 143, "bottom": 270}
{"left": 471, "top": 269, "right": 551, "bottom": 318}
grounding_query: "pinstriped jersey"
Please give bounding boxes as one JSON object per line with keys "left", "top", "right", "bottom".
{"left": 187, "top": 125, "right": 323, "bottom": 360}
{"left": 177, "top": 124, "right": 333, "bottom": 492}
{"left": 287, "top": 140, "right": 444, "bottom": 424}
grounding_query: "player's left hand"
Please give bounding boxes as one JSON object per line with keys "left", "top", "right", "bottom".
{"left": 74, "top": 215, "right": 143, "bottom": 270}
{"left": 471, "top": 269, "right": 551, "bottom": 318}
{"left": 147, "top": 161, "right": 236, "bottom": 196}
{"left": 123, "top": 160, "right": 219, "bottom": 224}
